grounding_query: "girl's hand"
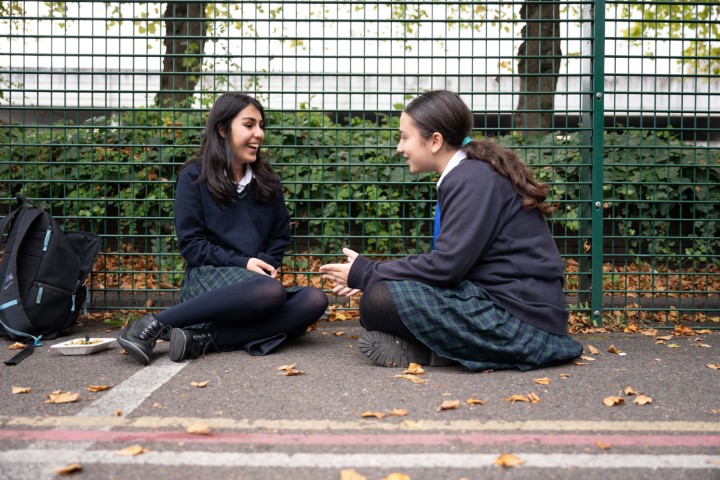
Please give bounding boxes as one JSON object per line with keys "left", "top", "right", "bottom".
{"left": 247, "top": 258, "right": 278, "bottom": 278}
{"left": 320, "top": 247, "right": 361, "bottom": 296}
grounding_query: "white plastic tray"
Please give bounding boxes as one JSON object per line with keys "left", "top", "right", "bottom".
{"left": 50, "top": 337, "right": 116, "bottom": 355}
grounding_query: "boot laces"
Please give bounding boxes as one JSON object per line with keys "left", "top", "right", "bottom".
{"left": 140, "top": 320, "right": 171, "bottom": 340}
{"left": 190, "top": 333, "right": 213, "bottom": 358}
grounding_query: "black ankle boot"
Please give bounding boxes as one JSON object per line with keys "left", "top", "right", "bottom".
{"left": 357, "top": 331, "right": 458, "bottom": 368}
{"left": 117, "top": 313, "right": 170, "bottom": 365}
{"left": 169, "top": 328, "right": 216, "bottom": 362}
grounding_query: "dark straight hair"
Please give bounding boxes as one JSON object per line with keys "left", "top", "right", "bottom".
{"left": 404, "top": 90, "right": 555, "bottom": 217}
{"left": 183, "top": 92, "right": 278, "bottom": 206}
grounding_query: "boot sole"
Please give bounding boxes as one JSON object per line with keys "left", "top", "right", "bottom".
{"left": 117, "top": 328, "right": 151, "bottom": 365}
{"left": 168, "top": 329, "right": 190, "bottom": 362}
{"left": 358, "top": 331, "right": 458, "bottom": 368}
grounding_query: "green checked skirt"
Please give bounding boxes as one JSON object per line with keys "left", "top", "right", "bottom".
{"left": 386, "top": 280, "right": 583, "bottom": 372}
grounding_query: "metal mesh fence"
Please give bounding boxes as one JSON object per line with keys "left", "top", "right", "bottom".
{"left": 1, "top": 1, "right": 717, "bottom": 329}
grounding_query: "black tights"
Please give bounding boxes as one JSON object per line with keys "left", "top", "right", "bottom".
{"left": 359, "top": 282, "right": 417, "bottom": 342}
{"left": 155, "top": 276, "right": 328, "bottom": 351}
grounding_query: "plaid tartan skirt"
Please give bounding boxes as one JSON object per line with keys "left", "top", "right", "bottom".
{"left": 386, "top": 280, "right": 583, "bottom": 372}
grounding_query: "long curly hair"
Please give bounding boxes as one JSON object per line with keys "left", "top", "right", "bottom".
{"left": 404, "top": 90, "right": 555, "bottom": 217}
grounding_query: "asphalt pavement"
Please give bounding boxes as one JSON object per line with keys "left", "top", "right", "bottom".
{"left": 1, "top": 317, "right": 719, "bottom": 480}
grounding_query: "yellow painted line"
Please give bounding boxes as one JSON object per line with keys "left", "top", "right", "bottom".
{"left": 1, "top": 416, "right": 719, "bottom": 433}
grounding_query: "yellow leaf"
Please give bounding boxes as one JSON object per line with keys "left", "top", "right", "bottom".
{"left": 45, "top": 391, "right": 80, "bottom": 404}
{"left": 560, "top": 373, "right": 572, "bottom": 378}
{"left": 191, "top": 381, "right": 210, "bottom": 388}
{"left": 116, "top": 444, "right": 148, "bottom": 456}
{"left": 466, "top": 396, "right": 486, "bottom": 405}
{"left": 394, "top": 374, "right": 428, "bottom": 384}
{"left": 674, "top": 325, "right": 695, "bottom": 336}
{"left": 527, "top": 392, "right": 541, "bottom": 403}
{"left": 587, "top": 345, "right": 600, "bottom": 355}
{"left": 382, "top": 474, "right": 412, "bottom": 480}
{"left": 607, "top": 344, "right": 620, "bottom": 354}
{"left": 277, "top": 364, "right": 296, "bottom": 371}
{"left": 12, "top": 386, "right": 31, "bottom": 394}
{"left": 667, "top": 344, "right": 680, "bottom": 348}
{"left": 340, "top": 469, "right": 367, "bottom": 480}
{"left": 334, "top": 331, "right": 346, "bottom": 336}
{"left": 595, "top": 439, "right": 612, "bottom": 450}
{"left": 361, "top": 411, "right": 387, "bottom": 419}
{"left": 495, "top": 453, "right": 525, "bottom": 468}
{"left": 8, "top": 342, "right": 26, "bottom": 350}
{"left": 624, "top": 324, "right": 639, "bottom": 334}
{"left": 404, "top": 363, "right": 425, "bottom": 375}
{"left": 707, "top": 363, "right": 719, "bottom": 370}
{"left": 602, "top": 396, "right": 624, "bottom": 407}
{"left": 391, "top": 409, "right": 409, "bottom": 416}
{"left": 533, "top": 378, "right": 550, "bottom": 385}
{"left": 633, "top": 394, "right": 652, "bottom": 406}
{"left": 624, "top": 386, "right": 638, "bottom": 396}
{"left": 186, "top": 423, "right": 212, "bottom": 435}
{"left": 436, "top": 400, "right": 460, "bottom": 412}
{"left": 86, "top": 385, "right": 111, "bottom": 392}
{"left": 56, "top": 463, "right": 82, "bottom": 475}
{"left": 580, "top": 355, "right": 596, "bottom": 362}
{"left": 506, "top": 394, "right": 530, "bottom": 403}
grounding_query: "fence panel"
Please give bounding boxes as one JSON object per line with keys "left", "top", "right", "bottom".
{"left": 0, "top": 1, "right": 717, "bottom": 329}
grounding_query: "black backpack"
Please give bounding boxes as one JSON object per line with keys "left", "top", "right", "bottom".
{"left": 0, "top": 195, "right": 101, "bottom": 364}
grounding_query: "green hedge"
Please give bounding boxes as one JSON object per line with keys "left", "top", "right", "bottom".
{"left": 1, "top": 108, "right": 718, "bottom": 269}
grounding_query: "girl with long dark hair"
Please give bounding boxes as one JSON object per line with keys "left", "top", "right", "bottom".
{"left": 118, "top": 93, "right": 327, "bottom": 365}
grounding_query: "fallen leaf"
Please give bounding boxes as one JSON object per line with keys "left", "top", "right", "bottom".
{"left": 506, "top": 394, "right": 530, "bottom": 403}
{"left": 466, "top": 396, "right": 486, "bottom": 405}
{"left": 86, "top": 385, "right": 111, "bottom": 392}
{"left": 382, "top": 474, "right": 411, "bottom": 480}
{"left": 495, "top": 453, "right": 525, "bottom": 468}
{"left": 404, "top": 363, "right": 425, "bottom": 375}
{"left": 595, "top": 440, "right": 612, "bottom": 450}
{"left": 603, "top": 396, "right": 624, "bottom": 407}
{"left": 44, "top": 391, "right": 80, "bottom": 404}
{"left": 436, "top": 400, "right": 460, "bottom": 412}
{"left": 186, "top": 423, "right": 212, "bottom": 435}
{"left": 340, "top": 469, "right": 367, "bottom": 480}
{"left": 12, "top": 386, "right": 31, "bottom": 394}
{"left": 633, "top": 394, "right": 652, "bottom": 406}
{"left": 277, "top": 364, "right": 305, "bottom": 376}
{"left": 8, "top": 342, "right": 26, "bottom": 350}
{"left": 707, "top": 363, "right": 719, "bottom": 370}
{"left": 560, "top": 373, "right": 572, "bottom": 378}
{"left": 191, "top": 381, "right": 210, "bottom": 388}
{"left": 607, "top": 344, "right": 621, "bottom": 354}
{"left": 624, "top": 324, "right": 639, "bottom": 334}
{"left": 587, "top": 345, "right": 600, "bottom": 355}
{"left": 667, "top": 344, "right": 680, "bottom": 348}
{"left": 361, "top": 411, "right": 387, "bottom": 419}
{"left": 394, "top": 374, "right": 428, "bottom": 384}
{"left": 391, "top": 409, "right": 408, "bottom": 416}
{"left": 334, "top": 331, "right": 346, "bottom": 336}
{"left": 696, "top": 329, "right": 712, "bottom": 335}
{"left": 655, "top": 340, "right": 666, "bottom": 345}
{"left": 56, "top": 463, "right": 82, "bottom": 475}
{"left": 533, "top": 378, "right": 550, "bottom": 385}
{"left": 527, "top": 392, "right": 541, "bottom": 403}
{"left": 656, "top": 335, "right": 673, "bottom": 341}
{"left": 574, "top": 361, "right": 589, "bottom": 366}
{"left": 696, "top": 344, "right": 711, "bottom": 348}
{"left": 114, "top": 409, "right": 123, "bottom": 416}
{"left": 640, "top": 329, "right": 658, "bottom": 336}
{"left": 624, "top": 386, "right": 638, "bottom": 396}
{"left": 674, "top": 325, "right": 695, "bottom": 336}
{"left": 116, "top": 444, "right": 148, "bottom": 456}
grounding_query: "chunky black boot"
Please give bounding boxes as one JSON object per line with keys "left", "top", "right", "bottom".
{"left": 117, "top": 313, "right": 170, "bottom": 365}
{"left": 357, "top": 331, "right": 458, "bottom": 368}
{"left": 169, "top": 328, "right": 217, "bottom": 362}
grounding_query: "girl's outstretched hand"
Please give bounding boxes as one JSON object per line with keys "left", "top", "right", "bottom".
{"left": 320, "top": 248, "right": 361, "bottom": 297}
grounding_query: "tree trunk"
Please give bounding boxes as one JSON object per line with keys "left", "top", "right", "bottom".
{"left": 156, "top": 2, "right": 208, "bottom": 108}
{"left": 514, "top": 1, "right": 562, "bottom": 135}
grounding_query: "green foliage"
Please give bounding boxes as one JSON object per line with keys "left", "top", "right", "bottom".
{"left": 1, "top": 112, "right": 717, "bottom": 272}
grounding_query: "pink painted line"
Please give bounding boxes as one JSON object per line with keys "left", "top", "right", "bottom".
{"left": 1, "top": 430, "right": 719, "bottom": 448}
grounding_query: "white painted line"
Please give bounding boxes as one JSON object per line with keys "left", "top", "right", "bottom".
{"left": 79, "top": 356, "right": 187, "bottom": 418}
{"left": 0, "top": 450, "right": 719, "bottom": 470}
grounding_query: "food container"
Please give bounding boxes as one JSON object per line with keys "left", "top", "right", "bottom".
{"left": 50, "top": 337, "right": 116, "bottom": 355}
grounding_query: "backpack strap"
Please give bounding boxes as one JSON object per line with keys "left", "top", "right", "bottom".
{"left": 0, "top": 206, "right": 45, "bottom": 348}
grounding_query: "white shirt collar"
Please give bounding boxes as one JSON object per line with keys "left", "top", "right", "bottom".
{"left": 437, "top": 149, "right": 467, "bottom": 187}
{"left": 237, "top": 164, "right": 254, "bottom": 192}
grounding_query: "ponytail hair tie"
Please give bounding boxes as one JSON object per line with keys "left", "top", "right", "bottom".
{"left": 461, "top": 136, "right": 472, "bottom": 147}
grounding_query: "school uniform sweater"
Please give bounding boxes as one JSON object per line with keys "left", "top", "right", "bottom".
{"left": 347, "top": 159, "right": 570, "bottom": 336}
{"left": 174, "top": 163, "right": 291, "bottom": 269}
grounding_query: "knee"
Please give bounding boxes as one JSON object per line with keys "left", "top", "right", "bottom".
{"left": 248, "top": 276, "right": 286, "bottom": 309}
{"left": 304, "top": 286, "right": 329, "bottom": 314}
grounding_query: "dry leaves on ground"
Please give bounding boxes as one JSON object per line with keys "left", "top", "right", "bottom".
{"left": 495, "top": 453, "right": 525, "bottom": 468}
{"left": 506, "top": 393, "right": 541, "bottom": 404}
{"left": 339, "top": 469, "right": 367, "bottom": 480}
{"left": 467, "top": 396, "right": 486, "bottom": 405}
{"left": 595, "top": 440, "right": 613, "bottom": 450}
{"left": 587, "top": 345, "right": 600, "bottom": 355}
{"left": 191, "top": 380, "right": 209, "bottom": 388}
{"left": 436, "top": 400, "right": 460, "bottom": 412}
{"left": 404, "top": 363, "right": 425, "bottom": 375}
{"left": 394, "top": 374, "right": 428, "bottom": 384}
{"left": 533, "top": 378, "right": 550, "bottom": 385}
{"left": 12, "top": 386, "right": 30, "bottom": 394}
{"left": 8, "top": 342, "right": 26, "bottom": 350}
{"left": 45, "top": 391, "right": 80, "bottom": 404}
{"left": 277, "top": 364, "right": 305, "bottom": 376}
{"left": 602, "top": 396, "right": 625, "bottom": 407}
{"left": 361, "top": 411, "right": 387, "bottom": 419}
{"left": 186, "top": 423, "right": 212, "bottom": 435}
{"left": 56, "top": 463, "right": 82, "bottom": 475}
{"left": 86, "top": 385, "right": 111, "bottom": 392}
{"left": 116, "top": 444, "right": 148, "bottom": 456}
{"left": 382, "top": 474, "right": 412, "bottom": 480}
